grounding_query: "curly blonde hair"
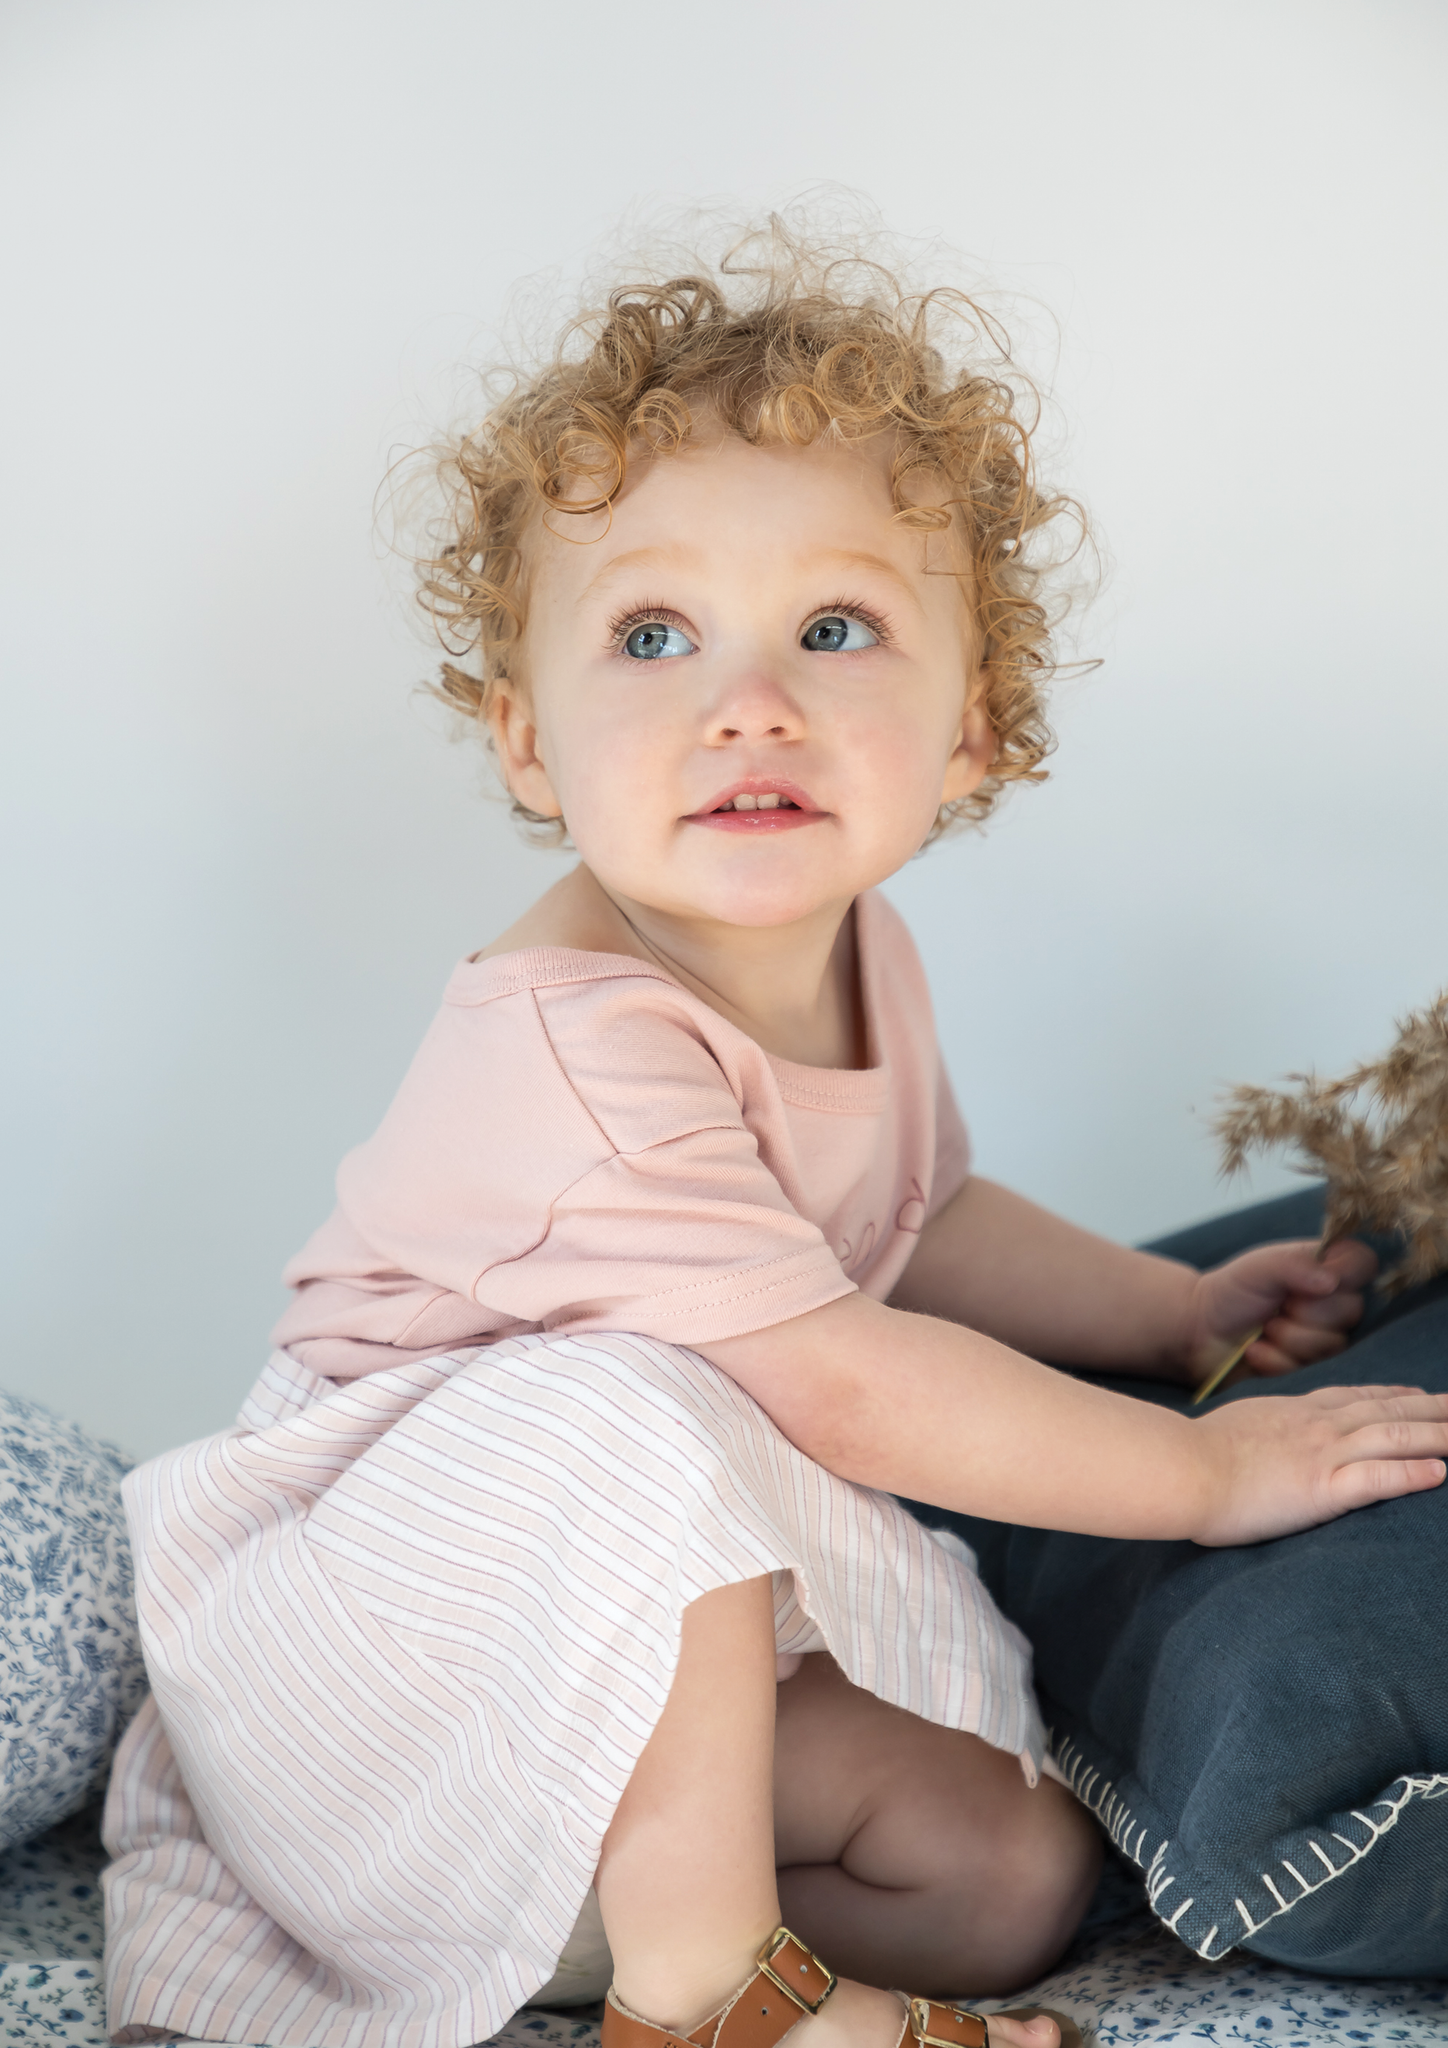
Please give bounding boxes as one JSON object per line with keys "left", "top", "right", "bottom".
{"left": 414, "top": 213, "right": 1084, "bottom": 838}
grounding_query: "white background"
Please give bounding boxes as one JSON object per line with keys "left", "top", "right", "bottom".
{"left": 3, "top": 1, "right": 1445, "bottom": 1461}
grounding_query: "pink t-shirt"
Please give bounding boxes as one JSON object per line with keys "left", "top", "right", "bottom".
{"left": 274, "top": 890, "right": 970, "bottom": 1378}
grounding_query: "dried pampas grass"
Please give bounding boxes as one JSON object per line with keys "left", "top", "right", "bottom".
{"left": 1215, "top": 991, "right": 1448, "bottom": 1298}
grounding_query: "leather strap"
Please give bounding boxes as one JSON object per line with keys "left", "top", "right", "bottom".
{"left": 602, "top": 1929, "right": 836, "bottom": 2048}
{"left": 908, "top": 1999, "right": 990, "bottom": 2048}
{"left": 603, "top": 2007, "right": 699, "bottom": 2048}
{"left": 751, "top": 1931, "right": 835, "bottom": 2019}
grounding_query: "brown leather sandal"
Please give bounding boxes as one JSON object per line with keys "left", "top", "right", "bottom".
{"left": 601, "top": 1927, "right": 990, "bottom": 2048}
{"left": 907, "top": 1996, "right": 991, "bottom": 2048}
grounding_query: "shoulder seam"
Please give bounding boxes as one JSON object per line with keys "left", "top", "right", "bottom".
{"left": 527, "top": 986, "right": 617, "bottom": 1159}
{"left": 463, "top": 989, "right": 615, "bottom": 1304}
{"left": 446, "top": 953, "right": 681, "bottom": 1008}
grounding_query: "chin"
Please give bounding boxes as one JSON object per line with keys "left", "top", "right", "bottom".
{"left": 694, "top": 876, "right": 856, "bottom": 929}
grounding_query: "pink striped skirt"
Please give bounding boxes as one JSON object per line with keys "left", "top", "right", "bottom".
{"left": 103, "top": 1332, "right": 1044, "bottom": 2048}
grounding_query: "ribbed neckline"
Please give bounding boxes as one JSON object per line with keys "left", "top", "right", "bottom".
{"left": 445, "top": 895, "right": 892, "bottom": 1114}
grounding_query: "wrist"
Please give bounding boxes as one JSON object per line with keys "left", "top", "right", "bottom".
{"left": 1157, "top": 1268, "right": 1214, "bottom": 1385}
{"left": 1137, "top": 1408, "right": 1224, "bottom": 1539}
{"left": 1089, "top": 1403, "right": 1223, "bottom": 1541}
{"left": 1175, "top": 1409, "right": 1231, "bottom": 1541}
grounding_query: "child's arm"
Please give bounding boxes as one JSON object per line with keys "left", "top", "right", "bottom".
{"left": 888, "top": 1176, "right": 1376, "bottom": 1386}
{"left": 701, "top": 1291, "right": 1447, "bottom": 1544}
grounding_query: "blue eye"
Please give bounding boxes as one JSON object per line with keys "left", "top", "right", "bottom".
{"left": 623, "top": 621, "right": 695, "bottom": 660}
{"left": 801, "top": 614, "right": 878, "bottom": 653}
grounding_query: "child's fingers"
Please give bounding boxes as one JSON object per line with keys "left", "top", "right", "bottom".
{"left": 1211, "top": 1242, "right": 1365, "bottom": 1335}
{"left": 1243, "top": 1335, "right": 1301, "bottom": 1375}
{"left": 1240, "top": 1278, "right": 1371, "bottom": 1374}
{"left": 1301, "top": 1383, "right": 1423, "bottom": 1410}
{"left": 1326, "top": 1388, "right": 1447, "bottom": 1419}
{"left": 1235, "top": 1239, "right": 1376, "bottom": 1307}
{"left": 1243, "top": 1325, "right": 1371, "bottom": 1373}
{"left": 1276, "top": 1287, "right": 1367, "bottom": 1333}
{"left": 1255, "top": 1319, "right": 1348, "bottom": 1367}
{"left": 987, "top": 2012, "right": 1068, "bottom": 2048}
{"left": 1200, "top": 1389, "right": 1447, "bottom": 1543}
{"left": 1319, "top": 1237, "right": 1379, "bottom": 1288}
{"left": 1229, "top": 1241, "right": 1336, "bottom": 1298}
{"left": 1321, "top": 1396, "right": 1448, "bottom": 1509}
{"left": 1332, "top": 1398, "right": 1448, "bottom": 1448}
{"left": 1326, "top": 1455, "right": 1447, "bottom": 1512}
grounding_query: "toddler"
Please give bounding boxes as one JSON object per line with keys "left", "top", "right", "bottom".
{"left": 103, "top": 224, "right": 1448, "bottom": 2048}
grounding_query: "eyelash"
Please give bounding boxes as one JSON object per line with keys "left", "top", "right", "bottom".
{"left": 605, "top": 596, "right": 894, "bottom": 651}
{"left": 606, "top": 601, "right": 690, "bottom": 650}
{"left": 814, "top": 595, "right": 893, "bottom": 646}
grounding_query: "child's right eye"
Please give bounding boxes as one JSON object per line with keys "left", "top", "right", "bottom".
{"left": 622, "top": 621, "right": 696, "bottom": 661}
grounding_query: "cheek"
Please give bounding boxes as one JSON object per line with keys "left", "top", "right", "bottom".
{"left": 539, "top": 683, "right": 672, "bottom": 831}
{"left": 839, "top": 692, "right": 960, "bottom": 820}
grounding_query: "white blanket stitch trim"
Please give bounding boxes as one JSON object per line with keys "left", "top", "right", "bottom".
{"left": 1052, "top": 1732, "right": 1448, "bottom": 1961}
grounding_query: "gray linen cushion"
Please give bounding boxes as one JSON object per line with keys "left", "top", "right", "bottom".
{"left": 906, "top": 1189, "right": 1448, "bottom": 1979}
{"left": 0, "top": 1391, "right": 147, "bottom": 1849}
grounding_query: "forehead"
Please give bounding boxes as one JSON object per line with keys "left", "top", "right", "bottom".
{"left": 528, "top": 429, "right": 954, "bottom": 606}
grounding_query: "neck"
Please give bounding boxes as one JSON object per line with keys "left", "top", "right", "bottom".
{"left": 585, "top": 869, "right": 866, "bottom": 1069}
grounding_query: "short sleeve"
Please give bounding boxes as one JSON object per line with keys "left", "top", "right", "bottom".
{"left": 278, "top": 968, "right": 859, "bottom": 1371}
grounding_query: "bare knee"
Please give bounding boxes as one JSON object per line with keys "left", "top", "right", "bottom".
{"left": 949, "top": 1779, "right": 1101, "bottom": 1992}
{"left": 773, "top": 1658, "right": 1102, "bottom": 1997}
{"left": 848, "top": 1742, "right": 1102, "bottom": 1995}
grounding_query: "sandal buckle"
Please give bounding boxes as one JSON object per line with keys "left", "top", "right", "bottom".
{"left": 756, "top": 1928, "right": 837, "bottom": 2015}
{"left": 909, "top": 1999, "right": 990, "bottom": 2048}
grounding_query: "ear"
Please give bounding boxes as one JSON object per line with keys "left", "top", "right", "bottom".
{"left": 486, "top": 678, "right": 563, "bottom": 819}
{"left": 939, "top": 681, "right": 998, "bottom": 807}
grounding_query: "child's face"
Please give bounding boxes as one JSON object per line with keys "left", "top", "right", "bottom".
{"left": 492, "top": 429, "right": 995, "bottom": 933}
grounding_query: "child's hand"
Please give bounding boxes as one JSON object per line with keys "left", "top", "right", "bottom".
{"left": 1182, "top": 1238, "right": 1378, "bottom": 1389}
{"left": 1191, "top": 1383, "right": 1448, "bottom": 1545}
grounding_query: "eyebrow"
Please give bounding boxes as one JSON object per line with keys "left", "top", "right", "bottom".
{"left": 579, "top": 544, "right": 925, "bottom": 607}
{"left": 579, "top": 546, "right": 700, "bottom": 601}
{"left": 811, "top": 550, "right": 925, "bottom": 609}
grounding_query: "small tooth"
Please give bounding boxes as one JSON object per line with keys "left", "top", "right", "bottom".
{"left": 732, "top": 793, "right": 758, "bottom": 810}
{"left": 756, "top": 793, "right": 780, "bottom": 810}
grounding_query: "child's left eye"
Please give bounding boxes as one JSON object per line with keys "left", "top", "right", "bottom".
{"left": 801, "top": 614, "right": 878, "bottom": 653}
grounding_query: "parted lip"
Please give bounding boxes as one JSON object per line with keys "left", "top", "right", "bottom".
{"left": 687, "top": 777, "right": 823, "bottom": 817}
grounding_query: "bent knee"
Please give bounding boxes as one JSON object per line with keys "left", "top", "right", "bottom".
{"left": 961, "top": 1791, "right": 1101, "bottom": 1988}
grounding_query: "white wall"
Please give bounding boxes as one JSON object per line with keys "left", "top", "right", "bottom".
{"left": 3, "top": 0, "right": 1445, "bottom": 1461}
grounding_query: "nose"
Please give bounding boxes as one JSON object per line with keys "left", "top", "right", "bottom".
{"left": 703, "top": 667, "right": 805, "bottom": 745}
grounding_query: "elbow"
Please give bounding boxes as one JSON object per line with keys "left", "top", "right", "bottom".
{"left": 755, "top": 1366, "right": 893, "bottom": 1489}
{"left": 700, "top": 1294, "right": 910, "bottom": 1491}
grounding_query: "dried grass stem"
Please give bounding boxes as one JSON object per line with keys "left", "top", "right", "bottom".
{"left": 1214, "top": 993, "right": 1448, "bottom": 1296}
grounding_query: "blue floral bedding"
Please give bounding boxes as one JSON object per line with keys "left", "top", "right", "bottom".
{"left": 0, "top": 1809, "right": 1442, "bottom": 2048}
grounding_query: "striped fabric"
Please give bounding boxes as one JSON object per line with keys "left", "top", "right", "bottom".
{"left": 103, "top": 1335, "right": 1044, "bottom": 2048}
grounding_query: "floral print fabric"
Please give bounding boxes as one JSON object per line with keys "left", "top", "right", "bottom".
{"left": 0, "top": 1393, "right": 147, "bottom": 1851}
{"left": 7, "top": 1811, "right": 1448, "bottom": 2047}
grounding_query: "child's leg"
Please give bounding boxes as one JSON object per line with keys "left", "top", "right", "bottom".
{"left": 774, "top": 1656, "right": 1101, "bottom": 1996}
{"left": 595, "top": 1579, "right": 1063, "bottom": 2048}
{"left": 595, "top": 1575, "right": 783, "bottom": 2026}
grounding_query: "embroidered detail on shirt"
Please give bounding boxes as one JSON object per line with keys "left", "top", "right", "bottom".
{"left": 896, "top": 1180, "right": 928, "bottom": 1233}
